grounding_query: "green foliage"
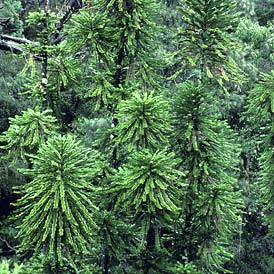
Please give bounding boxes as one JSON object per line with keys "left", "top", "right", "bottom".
{"left": 19, "top": 253, "right": 83, "bottom": 274}
{"left": 67, "top": 7, "right": 116, "bottom": 57}
{"left": 174, "top": 0, "right": 242, "bottom": 85}
{"left": 0, "top": 92, "right": 19, "bottom": 134}
{"left": 47, "top": 54, "right": 82, "bottom": 93}
{"left": 234, "top": 19, "right": 274, "bottom": 79}
{"left": 66, "top": 0, "right": 160, "bottom": 111}
{"left": 0, "top": 54, "right": 25, "bottom": 134}
{"left": 0, "top": 108, "right": 58, "bottom": 164}
{"left": 259, "top": 141, "right": 274, "bottom": 232}
{"left": 237, "top": 0, "right": 256, "bottom": 18}
{"left": 172, "top": 81, "right": 242, "bottom": 273}
{"left": 110, "top": 149, "right": 183, "bottom": 215}
{"left": 248, "top": 71, "right": 274, "bottom": 117}
{"left": 14, "top": 135, "right": 100, "bottom": 266}
{"left": 109, "top": 148, "right": 184, "bottom": 272}
{"left": 0, "top": 0, "right": 23, "bottom": 35}
{"left": 115, "top": 91, "right": 171, "bottom": 150}
{"left": 96, "top": 210, "right": 134, "bottom": 263}
{"left": 1, "top": 0, "right": 274, "bottom": 273}
{"left": 96, "top": 0, "right": 159, "bottom": 65}
{"left": 0, "top": 260, "right": 23, "bottom": 274}
{"left": 229, "top": 232, "right": 274, "bottom": 274}
{"left": 74, "top": 117, "right": 110, "bottom": 148}
{"left": 254, "top": 0, "right": 274, "bottom": 25}
{"left": 237, "top": 19, "right": 271, "bottom": 48}
{"left": 171, "top": 261, "right": 202, "bottom": 274}
{"left": 66, "top": 7, "right": 117, "bottom": 109}
{"left": 248, "top": 71, "right": 274, "bottom": 232}
{"left": 26, "top": 10, "right": 58, "bottom": 38}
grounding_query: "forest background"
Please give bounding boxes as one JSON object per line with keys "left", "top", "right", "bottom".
{"left": 0, "top": 0, "right": 274, "bottom": 273}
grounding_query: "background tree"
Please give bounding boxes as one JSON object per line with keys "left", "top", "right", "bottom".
{"left": 171, "top": 81, "right": 242, "bottom": 272}
{"left": 167, "top": 0, "right": 244, "bottom": 272}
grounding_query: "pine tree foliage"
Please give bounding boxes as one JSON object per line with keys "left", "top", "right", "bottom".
{"left": 66, "top": 0, "right": 160, "bottom": 110}
{"left": 108, "top": 149, "right": 184, "bottom": 272}
{"left": 110, "top": 149, "right": 182, "bottom": 215}
{"left": 109, "top": 148, "right": 183, "bottom": 260}
{"left": 65, "top": 6, "right": 117, "bottom": 110}
{"left": 17, "top": 10, "right": 83, "bottom": 127}
{"left": 174, "top": 0, "right": 241, "bottom": 84}
{"left": 14, "top": 135, "right": 100, "bottom": 266}
{"left": 1, "top": 0, "right": 274, "bottom": 272}
{"left": 47, "top": 54, "right": 82, "bottom": 94}
{"left": 66, "top": 6, "right": 116, "bottom": 57}
{"left": 106, "top": 85, "right": 180, "bottom": 271}
{"left": 248, "top": 71, "right": 274, "bottom": 117}
{"left": 96, "top": 0, "right": 159, "bottom": 84}
{"left": 0, "top": 259, "right": 23, "bottom": 274}
{"left": 248, "top": 71, "right": 274, "bottom": 233}
{"left": 0, "top": 0, "right": 24, "bottom": 36}
{"left": 172, "top": 81, "right": 242, "bottom": 272}
{"left": 0, "top": 108, "right": 58, "bottom": 163}
{"left": 114, "top": 91, "right": 171, "bottom": 150}
{"left": 96, "top": 210, "right": 134, "bottom": 260}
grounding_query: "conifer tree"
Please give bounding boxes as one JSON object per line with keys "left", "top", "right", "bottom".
{"left": 0, "top": 108, "right": 57, "bottom": 164}
{"left": 174, "top": 0, "right": 241, "bottom": 86}
{"left": 114, "top": 91, "right": 171, "bottom": 151}
{"left": 108, "top": 90, "right": 184, "bottom": 273}
{"left": 66, "top": 3, "right": 162, "bottom": 271}
{"left": 67, "top": 0, "right": 159, "bottom": 111}
{"left": 109, "top": 149, "right": 183, "bottom": 273}
{"left": 172, "top": 81, "right": 242, "bottom": 272}
{"left": 13, "top": 135, "right": 100, "bottom": 271}
{"left": 95, "top": 0, "right": 159, "bottom": 89}
{"left": 1, "top": 0, "right": 266, "bottom": 273}
{"left": 248, "top": 71, "right": 274, "bottom": 232}
{"left": 169, "top": 1, "right": 243, "bottom": 271}
{"left": 17, "top": 4, "right": 85, "bottom": 129}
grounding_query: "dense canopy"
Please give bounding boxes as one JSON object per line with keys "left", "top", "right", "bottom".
{"left": 0, "top": 0, "right": 274, "bottom": 273}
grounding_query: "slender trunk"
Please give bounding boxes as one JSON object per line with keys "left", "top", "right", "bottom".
{"left": 109, "top": 34, "right": 126, "bottom": 169}
{"left": 41, "top": 0, "right": 51, "bottom": 108}
{"left": 101, "top": 240, "right": 109, "bottom": 274}
{"left": 41, "top": 0, "right": 49, "bottom": 88}
{"left": 144, "top": 217, "right": 155, "bottom": 274}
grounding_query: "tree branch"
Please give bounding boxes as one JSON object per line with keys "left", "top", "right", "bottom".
{"left": 50, "top": 0, "right": 83, "bottom": 44}
{"left": 1, "top": 34, "right": 37, "bottom": 45}
{"left": 0, "top": 236, "right": 18, "bottom": 253}
{"left": 56, "top": 0, "right": 82, "bottom": 32}
{"left": 0, "top": 0, "right": 83, "bottom": 54}
{"left": 0, "top": 40, "right": 24, "bottom": 54}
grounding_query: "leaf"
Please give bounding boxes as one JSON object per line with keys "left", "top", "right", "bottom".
{"left": 206, "top": 66, "right": 213, "bottom": 78}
